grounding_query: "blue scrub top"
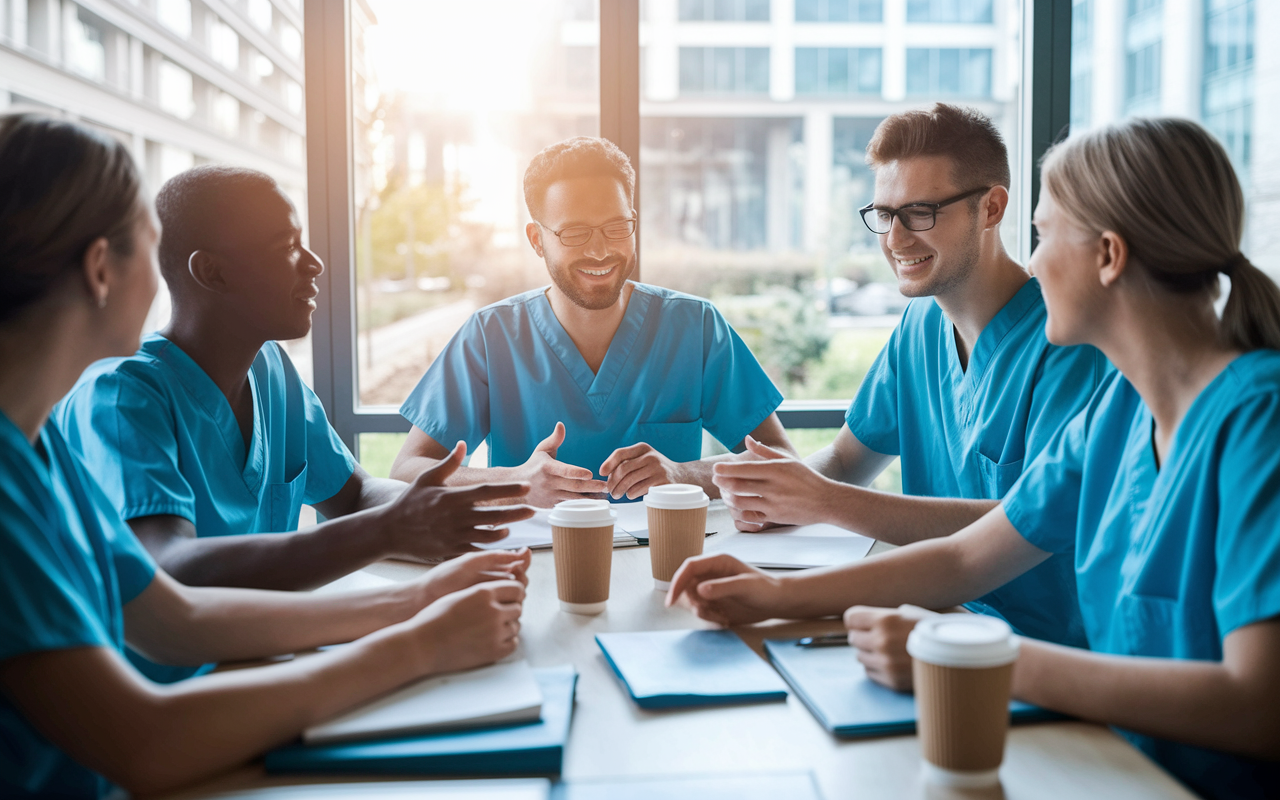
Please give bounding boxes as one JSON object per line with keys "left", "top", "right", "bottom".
{"left": 0, "top": 412, "right": 157, "bottom": 800}
{"left": 1004, "top": 352, "right": 1280, "bottom": 800}
{"left": 56, "top": 334, "right": 355, "bottom": 681}
{"left": 846, "top": 278, "right": 1109, "bottom": 647}
{"left": 400, "top": 283, "right": 784, "bottom": 479}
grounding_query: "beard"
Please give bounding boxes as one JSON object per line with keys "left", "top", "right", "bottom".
{"left": 896, "top": 218, "right": 983, "bottom": 299}
{"left": 546, "top": 250, "right": 636, "bottom": 310}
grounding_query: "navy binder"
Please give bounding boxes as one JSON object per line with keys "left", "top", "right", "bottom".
{"left": 265, "top": 665, "right": 577, "bottom": 776}
{"left": 765, "top": 639, "right": 1060, "bottom": 738}
{"left": 595, "top": 629, "right": 788, "bottom": 709}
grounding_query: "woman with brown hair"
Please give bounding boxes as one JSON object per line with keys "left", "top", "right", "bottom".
{"left": 671, "top": 116, "right": 1280, "bottom": 799}
{"left": 0, "top": 112, "right": 531, "bottom": 798}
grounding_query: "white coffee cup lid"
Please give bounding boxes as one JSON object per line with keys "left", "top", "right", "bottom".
{"left": 548, "top": 499, "right": 616, "bottom": 528}
{"left": 906, "top": 615, "right": 1019, "bottom": 668}
{"left": 644, "top": 484, "right": 709, "bottom": 510}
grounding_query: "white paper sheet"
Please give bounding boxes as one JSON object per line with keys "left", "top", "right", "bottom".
{"left": 710, "top": 523, "right": 875, "bottom": 569}
{"left": 475, "top": 503, "right": 648, "bottom": 550}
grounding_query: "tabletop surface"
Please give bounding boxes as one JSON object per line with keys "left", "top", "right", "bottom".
{"left": 160, "top": 503, "right": 1196, "bottom": 800}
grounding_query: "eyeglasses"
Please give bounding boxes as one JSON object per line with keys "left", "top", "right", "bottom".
{"left": 859, "top": 186, "right": 993, "bottom": 235}
{"left": 537, "top": 217, "right": 637, "bottom": 248}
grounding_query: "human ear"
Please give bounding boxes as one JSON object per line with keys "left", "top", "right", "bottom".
{"left": 1097, "top": 231, "right": 1128, "bottom": 288}
{"left": 80, "top": 237, "right": 112, "bottom": 308}
{"left": 983, "top": 186, "right": 1010, "bottom": 228}
{"left": 525, "top": 222, "right": 545, "bottom": 258}
{"left": 187, "top": 250, "right": 231, "bottom": 294}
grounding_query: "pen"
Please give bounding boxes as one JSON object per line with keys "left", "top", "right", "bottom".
{"left": 797, "top": 633, "right": 849, "bottom": 648}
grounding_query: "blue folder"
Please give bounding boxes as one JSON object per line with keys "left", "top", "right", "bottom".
{"left": 265, "top": 665, "right": 577, "bottom": 776}
{"left": 552, "top": 771, "right": 823, "bottom": 799}
{"left": 595, "top": 629, "right": 788, "bottom": 709}
{"left": 765, "top": 639, "right": 1061, "bottom": 738}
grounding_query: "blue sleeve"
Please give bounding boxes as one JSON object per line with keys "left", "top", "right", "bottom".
{"left": 844, "top": 324, "right": 901, "bottom": 456}
{"left": 1213, "top": 394, "right": 1280, "bottom": 636}
{"left": 699, "top": 304, "right": 784, "bottom": 450}
{"left": 283, "top": 348, "right": 355, "bottom": 505}
{"left": 0, "top": 485, "right": 112, "bottom": 661}
{"left": 399, "top": 315, "right": 491, "bottom": 453}
{"left": 1024, "top": 344, "right": 1111, "bottom": 465}
{"left": 59, "top": 371, "right": 197, "bottom": 524}
{"left": 1002, "top": 398, "right": 1094, "bottom": 555}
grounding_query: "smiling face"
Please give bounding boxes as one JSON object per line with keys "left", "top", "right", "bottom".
{"left": 216, "top": 185, "right": 324, "bottom": 341}
{"left": 871, "top": 155, "right": 987, "bottom": 299}
{"left": 531, "top": 175, "right": 636, "bottom": 311}
{"left": 1027, "top": 189, "right": 1111, "bottom": 347}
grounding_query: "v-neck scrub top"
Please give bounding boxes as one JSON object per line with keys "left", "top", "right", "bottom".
{"left": 0, "top": 412, "right": 156, "bottom": 799}
{"left": 1003, "top": 352, "right": 1280, "bottom": 800}
{"left": 399, "top": 284, "right": 784, "bottom": 478}
{"left": 846, "top": 279, "right": 1110, "bottom": 647}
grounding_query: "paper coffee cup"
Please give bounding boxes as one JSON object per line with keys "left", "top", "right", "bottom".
{"left": 906, "top": 615, "right": 1020, "bottom": 788}
{"left": 644, "top": 484, "right": 709, "bottom": 590}
{"left": 549, "top": 499, "right": 616, "bottom": 615}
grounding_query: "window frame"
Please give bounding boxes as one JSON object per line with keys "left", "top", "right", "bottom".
{"left": 303, "top": 0, "right": 1074, "bottom": 455}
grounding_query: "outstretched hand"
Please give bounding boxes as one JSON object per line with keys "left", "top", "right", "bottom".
{"left": 664, "top": 552, "right": 786, "bottom": 626}
{"left": 516, "top": 422, "right": 608, "bottom": 507}
{"left": 381, "top": 441, "right": 536, "bottom": 560}
{"left": 713, "top": 436, "right": 834, "bottom": 530}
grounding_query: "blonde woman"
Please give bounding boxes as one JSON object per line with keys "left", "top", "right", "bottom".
{"left": 0, "top": 113, "right": 530, "bottom": 798}
{"left": 671, "top": 117, "right": 1280, "bottom": 800}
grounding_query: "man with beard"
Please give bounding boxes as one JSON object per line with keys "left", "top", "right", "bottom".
{"left": 391, "top": 137, "right": 793, "bottom": 506}
{"left": 708, "top": 104, "right": 1110, "bottom": 650}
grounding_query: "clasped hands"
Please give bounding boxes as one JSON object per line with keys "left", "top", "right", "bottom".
{"left": 514, "top": 421, "right": 686, "bottom": 507}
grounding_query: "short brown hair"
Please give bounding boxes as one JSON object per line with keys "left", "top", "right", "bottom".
{"left": 523, "top": 137, "right": 635, "bottom": 221}
{"left": 866, "top": 103, "right": 1010, "bottom": 190}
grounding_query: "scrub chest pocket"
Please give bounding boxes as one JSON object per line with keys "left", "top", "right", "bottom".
{"left": 264, "top": 463, "right": 309, "bottom": 532}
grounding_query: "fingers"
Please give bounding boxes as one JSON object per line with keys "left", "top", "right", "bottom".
{"left": 599, "top": 443, "right": 651, "bottom": 476}
{"left": 417, "top": 441, "right": 467, "bottom": 486}
{"left": 534, "top": 421, "right": 566, "bottom": 457}
{"left": 480, "top": 579, "right": 526, "bottom": 605}
{"left": 744, "top": 435, "right": 790, "bottom": 460}
{"left": 611, "top": 462, "right": 664, "bottom": 500}
{"left": 468, "top": 502, "right": 537, "bottom": 525}
{"left": 666, "top": 553, "right": 749, "bottom": 607}
{"left": 712, "top": 460, "right": 779, "bottom": 481}
{"left": 457, "top": 482, "right": 533, "bottom": 504}
{"left": 843, "top": 605, "right": 887, "bottom": 631}
{"left": 544, "top": 458, "right": 603, "bottom": 483}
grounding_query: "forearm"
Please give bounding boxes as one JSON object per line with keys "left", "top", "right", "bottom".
{"left": 130, "top": 578, "right": 423, "bottom": 665}
{"left": 353, "top": 475, "right": 406, "bottom": 509}
{"left": 817, "top": 483, "right": 998, "bottom": 544}
{"left": 1014, "top": 639, "right": 1280, "bottom": 759}
{"left": 674, "top": 455, "right": 735, "bottom": 499}
{"left": 153, "top": 509, "right": 392, "bottom": 591}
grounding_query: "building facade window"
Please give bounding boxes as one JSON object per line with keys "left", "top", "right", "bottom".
{"left": 210, "top": 20, "right": 240, "bottom": 71}
{"left": 905, "top": 48, "right": 991, "bottom": 97}
{"left": 66, "top": 10, "right": 106, "bottom": 82}
{"left": 212, "top": 91, "right": 241, "bottom": 137}
{"left": 156, "top": 0, "right": 192, "bottom": 39}
{"left": 906, "top": 0, "right": 993, "bottom": 24}
{"left": 679, "top": 47, "right": 770, "bottom": 94}
{"left": 1203, "top": 0, "right": 1253, "bottom": 173}
{"left": 678, "top": 0, "right": 770, "bottom": 22}
{"left": 795, "top": 48, "right": 882, "bottom": 96}
{"left": 1070, "top": 0, "right": 1091, "bottom": 131}
{"left": 248, "top": 0, "right": 274, "bottom": 33}
{"left": 158, "top": 59, "right": 195, "bottom": 118}
{"left": 1123, "top": 0, "right": 1162, "bottom": 115}
{"left": 794, "top": 0, "right": 883, "bottom": 22}
{"left": 281, "top": 23, "right": 303, "bottom": 61}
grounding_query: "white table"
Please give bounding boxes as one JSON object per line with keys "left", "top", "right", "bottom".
{"left": 160, "top": 504, "right": 1196, "bottom": 800}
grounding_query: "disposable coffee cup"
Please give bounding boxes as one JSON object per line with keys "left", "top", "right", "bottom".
{"left": 549, "top": 499, "right": 616, "bottom": 615}
{"left": 906, "top": 615, "right": 1020, "bottom": 788}
{"left": 644, "top": 484, "right": 709, "bottom": 591}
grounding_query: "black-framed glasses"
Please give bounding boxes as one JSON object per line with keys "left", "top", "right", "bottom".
{"left": 537, "top": 217, "right": 637, "bottom": 247}
{"left": 859, "top": 186, "right": 993, "bottom": 235}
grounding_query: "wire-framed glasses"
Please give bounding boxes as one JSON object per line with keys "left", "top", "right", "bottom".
{"left": 859, "top": 186, "right": 993, "bottom": 235}
{"left": 538, "top": 217, "right": 637, "bottom": 247}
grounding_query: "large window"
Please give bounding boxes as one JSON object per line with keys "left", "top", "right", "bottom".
{"left": 907, "top": 0, "right": 993, "bottom": 23}
{"left": 678, "top": 47, "right": 770, "bottom": 95}
{"left": 795, "top": 0, "right": 883, "bottom": 22}
{"left": 905, "top": 48, "right": 993, "bottom": 97}
{"left": 795, "top": 48, "right": 882, "bottom": 96}
{"left": 678, "top": 0, "right": 770, "bottom": 22}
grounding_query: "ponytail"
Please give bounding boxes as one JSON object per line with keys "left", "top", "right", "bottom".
{"left": 1221, "top": 256, "right": 1280, "bottom": 352}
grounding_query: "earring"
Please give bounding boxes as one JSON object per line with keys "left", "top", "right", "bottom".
{"left": 97, "top": 292, "right": 108, "bottom": 309}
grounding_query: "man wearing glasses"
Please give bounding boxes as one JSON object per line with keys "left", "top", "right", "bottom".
{"left": 392, "top": 137, "right": 794, "bottom": 507}
{"left": 711, "top": 104, "right": 1109, "bottom": 652}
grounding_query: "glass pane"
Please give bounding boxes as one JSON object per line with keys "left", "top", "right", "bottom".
{"left": 353, "top": 0, "right": 599, "bottom": 408}
{"left": 642, "top": 1, "right": 1024, "bottom": 403}
{"left": 1069, "top": 0, "right": 1274, "bottom": 280}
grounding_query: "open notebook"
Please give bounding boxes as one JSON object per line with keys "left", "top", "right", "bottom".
{"left": 710, "top": 523, "right": 875, "bottom": 569}
{"left": 475, "top": 503, "right": 649, "bottom": 550}
{"left": 304, "top": 659, "right": 543, "bottom": 745}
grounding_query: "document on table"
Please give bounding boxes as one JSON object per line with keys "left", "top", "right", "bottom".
{"left": 475, "top": 503, "right": 649, "bottom": 551}
{"left": 303, "top": 659, "right": 543, "bottom": 745}
{"left": 709, "top": 523, "right": 875, "bottom": 569}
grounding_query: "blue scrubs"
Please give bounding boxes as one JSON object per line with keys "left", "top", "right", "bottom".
{"left": 57, "top": 334, "right": 355, "bottom": 681}
{"left": 400, "top": 283, "right": 784, "bottom": 479}
{"left": 846, "top": 278, "right": 1109, "bottom": 647}
{"left": 0, "top": 412, "right": 157, "bottom": 800}
{"left": 1004, "top": 353, "right": 1280, "bottom": 800}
